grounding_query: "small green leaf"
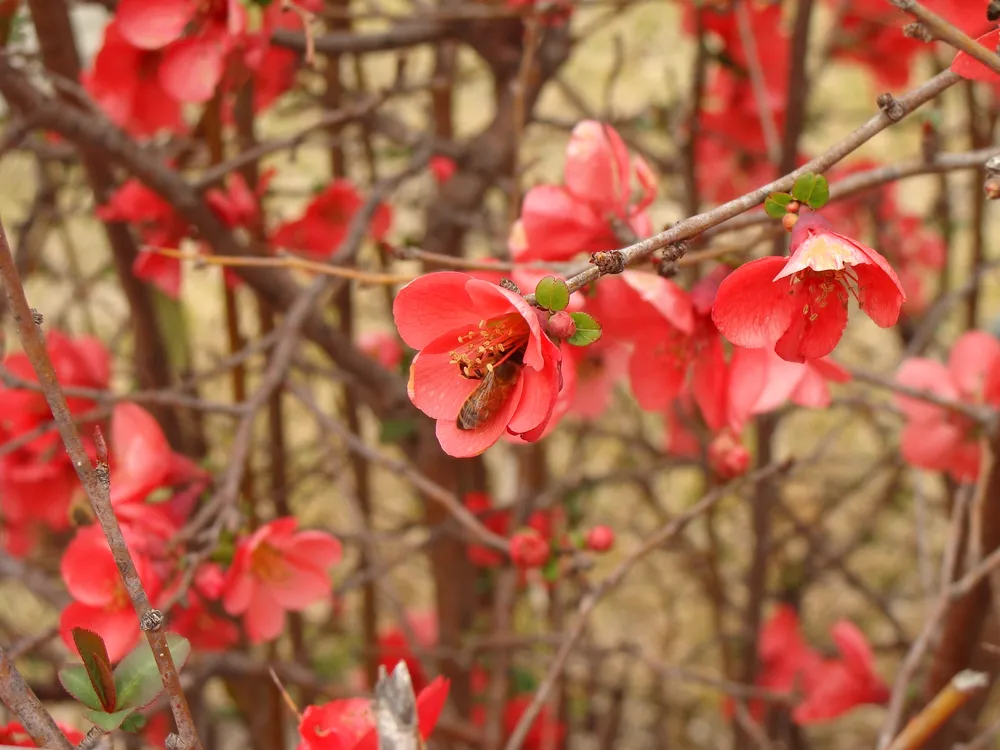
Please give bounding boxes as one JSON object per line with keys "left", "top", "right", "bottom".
{"left": 534, "top": 276, "right": 570, "bottom": 312}
{"left": 83, "top": 707, "right": 136, "bottom": 732}
{"left": 58, "top": 665, "right": 104, "bottom": 711}
{"left": 791, "top": 173, "right": 818, "bottom": 203}
{"left": 511, "top": 667, "right": 538, "bottom": 694}
{"left": 120, "top": 714, "right": 147, "bottom": 734}
{"left": 806, "top": 174, "right": 830, "bottom": 209}
{"left": 542, "top": 556, "right": 560, "bottom": 582}
{"left": 114, "top": 633, "right": 191, "bottom": 710}
{"left": 566, "top": 312, "right": 602, "bottom": 346}
{"left": 72, "top": 628, "right": 116, "bottom": 712}
{"left": 764, "top": 192, "right": 793, "bottom": 218}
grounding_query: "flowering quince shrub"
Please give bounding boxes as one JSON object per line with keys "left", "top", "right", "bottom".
{"left": 5, "top": 0, "right": 1000, "bottom": 748}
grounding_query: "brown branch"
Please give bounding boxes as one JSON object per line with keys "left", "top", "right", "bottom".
{"left": 0, "top": 644, "right": 73, "bottom": 750}
{"left": 892, "top": 0, "right": 1000, "bottom": 76}
{"left": 0, "top": 212, "right": 202, "bottom": 750}
{"left": 524, "top": 69, "right": 960, "bottom": 302}
{"left": 885, "top": 670, "right": 989, "bottom": 750}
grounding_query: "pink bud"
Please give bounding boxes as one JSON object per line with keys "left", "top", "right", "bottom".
{"left": 546, "top": 311, "right": 576, "bottom": 340}
{"left": 585, "top": 525, "right": 614, "bottom": 552}
{"left": 708, "top": 430, "right": 750, "bottom": 479}
{"left": 510, "top": 530, "right": 550, "bottom": 569}
{"left": 782, "top": 213, "right": 799, "bottom": 232}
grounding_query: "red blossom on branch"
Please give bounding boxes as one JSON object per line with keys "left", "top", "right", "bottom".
{"left": 712, "top": 213, "right": 905, "bottom": 363}
{"left": 222, "top": 517, "right": 342, "bottom": 644}
{"left": 393, "top": 272, "right": 564, "bottom": 457}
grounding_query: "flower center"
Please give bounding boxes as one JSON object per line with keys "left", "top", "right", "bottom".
{"left": 789, "top": 268, "right": 855, "bottom": 322}
{"left": 249, "top": 541, "right": 291, "bottom": 584}
{"left": 450, "top": 313, "right": 529, "bottom": 379}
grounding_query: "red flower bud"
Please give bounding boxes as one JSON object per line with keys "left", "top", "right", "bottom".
{"left": 509, "top": 530, "right": 550, "bottom": 569}
{"left": 785, "top": 200, "right": 801, "bottom": 214}
{"left": 585, "top": 525, "right": 614, "bottom": 552}
{"left": 782, "top": 212, "right": 799, "bottom": 232}
{"left": 985, "top": 176, "right": 1000, "bottom": 201}
{"left": 708, "top": 430, "right": 750, "bottom": 479}
{"left": 546, "top": 310, "right": 576, "bottom": 340}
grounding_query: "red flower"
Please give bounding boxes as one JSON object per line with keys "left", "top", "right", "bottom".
{"left": 59, "top": 526, "right": 162, "bottom": 662}
{"left": 471, "top": 697, "right": 566, "bottom": 750}
{"left": 894, "top": 331, "right": 1000, "bottom": 482}
{"left": 707, "top": 429, "right": 750, "bottom": 479}
{"left": 115, "top": 0, "right": 246, "bottom": 102}
{"left": 464, "top": 492, "right": 554, "bottom": 567}
{"left": 298, "top": 676, "right": 449, "bottom": 750}
{"left": 169, "top": 564, "right": 241, "bottom": 652}
{"left": 222, "top": 517, "right": 342, "bottom": 643}
{"left": 392, "top": 272, "right": 563, "bottom": 458}
{"left": 356, "top": 330, "right": 404, "bottom": 371}
{"left": 585, "top": 525, "right": 614, "bottom": 552}
{"left": 0, "top": 332, "right": 109, "bottom": 554}
{"left": 272, "top": 181, "right": 392, "bottom": 261}
{"left": 712, "top": 213, "right": 905, "bottom": 363}
{"left": 82, "top": 21, "right": 186, "bottom": 137}
{"left": 375, "top": 611, "right": 438, "bottom": 693}
{"left": 509, "top": 530, "right": 550, "bottom": 570}
{"left": 0, "top": 721, "right": 85, "bottom": 748}
{"left": 793, "top": 621, "right": 890, "bottom": 725}
{"left": 518, "top": 120, "right": 655, "bottom": 262}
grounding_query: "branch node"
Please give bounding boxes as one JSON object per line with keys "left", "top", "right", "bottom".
{"left": 877, "top": 93, "right": 906, "bottom": 122}
{"left": 164, "top": 733, "right": 188, "bottom": 750}
{"left": 990, "top": 0, "right": 1000, "bottom": 22}
{"left": 29, "top": 309, "right": 43, "bottom": 326}
{"left": 903, "top": 21, "right": 935, "bottom": 42}
{"left": 657, "top": 242, "right": 689, "bottom": 278}
{"left": 139, "top": 609, "right": 164, "bottom": 632}
{"left": 590, "top": 250, "right": 626, "bottom": 276}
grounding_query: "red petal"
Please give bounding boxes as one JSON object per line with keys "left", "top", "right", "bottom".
{"left": 711, "top": 257, "right": 794, "bottom": 350}
{"left": 59, "top": 602, "right": 140, "bottom": 663}
{"left": 416, "top": 677, "right": 450, "bottom": 739}
{"left": 951, "top": 29, "right": 1000, "bottom": 82}
{"left": 726, "top": 346, "right": 771, "bottom": 431}
{"left": 894, "top": 358, "right": 955, "bottom": 422}
{"left": 773, "top": 283, "right": 848, "bottom": 362}
{"left": 854, "top": 262, "right": 904, "bottom": 328}
{"left": 563, "top": 120, "right": 631, "bottom": 213}
{"left": 507, "top": 353, "right": 561, "bottom": 439}
{"left": 949, "top": 330, "right": 1000, "bottom": 400}
{"left": 133, "top": 251, "right": 182, "bottom": 299}
{"left": 116, "top": 0, "right": 194, "bottom": 49}
{"left": 61, "top": 530, "right": 117, "bottom": 606}
{"left": 408, "top": 341, "right": 482, "bottom": 421}
{"left": 110, "top": 403, "right": 171, "bottom": 504}
{"left": 692, "top": 335, "right": 730, "bottom": 432}
{"left": 159, "top": 36, "right": 227, "bottom": 103}
{"left": 830, "top": 621, "right": 876, "bottom": 679}
{"left": 520, "top": 185, "right": 613, "bottom": 261}
{"left": 627, "top": 324, "right": 688, "bottom": 411}
{"left": 392, "top": 272, "right": 478, "bottom": 350}
{"left": 434, "top": 376, "right": 524, "bottom": 458}
{"left": 900, "top": 420, "right": 966, "bottom": 473}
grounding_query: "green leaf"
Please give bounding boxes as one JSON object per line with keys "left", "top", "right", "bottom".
{"left": 805, "top": 174, "right": 830, "bottom": 209}
{"left": 72, "top": 628, "right": 116, "bottom": 712}
{"left": 566, "top": 312, "right": 602, "bottom": 346}
{"left": 542, "top": 556, "right": 560, "bottom": 583}
{"left": 58, "top": 665, "right": 104, "bottom": 712}
{"left": 534, "top": 276, "right": 570, "bottom": 312}
{"left": 791, "top": 173, "right": 818, "bottom": 203}
{"left": 114, "top": 633, "right": 191, "bottom": 710}
{"left": 764, "top": 192, "right": 793, "bottom": 219}
{"left": 83, "top": 707, "right": 136, "bottom": 732}
{"left": 120, "top": 714, "right": 147, "bottom": 734}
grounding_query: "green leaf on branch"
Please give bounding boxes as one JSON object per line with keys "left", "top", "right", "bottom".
{"left": 566, "top": 312, "right": 602, "bottom": 346}
{"left": 121, "top": 714, "right": 147, "bottom": 734}
{"left": 534, "top": 276, "right": 570, "bottom": 312}
{"left": 764, "top": 192, "right": 793, "bottom": 219}
{"left": 83, "top": 707, "right": 136, "bottom": 732}
{"left": 72, "top": 628, "right": 116, "bottom": 712}
{"left": 791, "top": 173, "right": 830, "bottom": 209}
{"left": 58, "top": 665, "right": 104, "bottom": 712}
{"left": 114, "top": 633, "right": 191, "bottom": 710}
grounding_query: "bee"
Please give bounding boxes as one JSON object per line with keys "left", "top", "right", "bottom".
{"left": 456, "top": 359, "right": 520, "bottom": 431}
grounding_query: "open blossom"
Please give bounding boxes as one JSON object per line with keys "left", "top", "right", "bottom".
{"left": 59, "top": 526, "right": 162, "bottom": 662}
{"left": 713, "top": 213, "right": 905, "bottom": 363}
{"left": 0, "top": 332, "right": 109, "bottom": 556}
{"left": 298, "top": 676, "right": 449, "bottom": 750}
{"left": 894, "top": 331, "right": 1000, "bottom": 482}
{"left": 393, "top": 272, "right": 563, "bottom": 458}
{"left": 222, "top": 517, "right": 342, "bottom": 644}
{"left": 517, "top": 120, "right": 655, "bottom": 262}
{"left": 272, "top": 180, "right": 392, "bottom": 261}
{"left": 730, "top": 604, "right": 889, "bottom": 725}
